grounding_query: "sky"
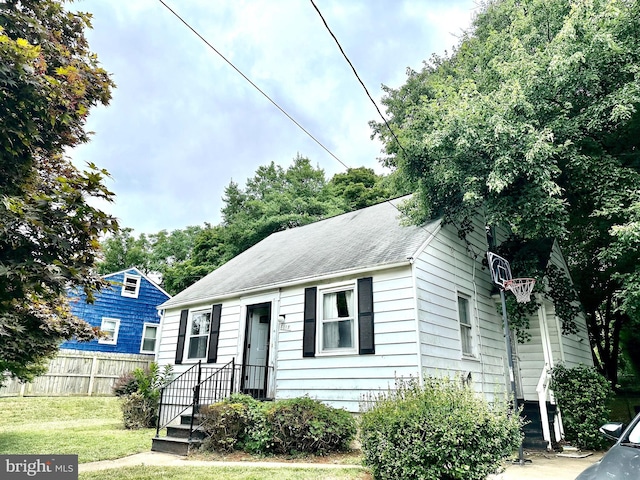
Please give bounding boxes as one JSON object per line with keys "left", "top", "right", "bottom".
{"left": 69, "top": 0, "right": 480, "bottom": 235}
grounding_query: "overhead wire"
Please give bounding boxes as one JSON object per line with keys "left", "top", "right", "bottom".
{"left": 157, "top": 0, "right": 351, "bottom": 171}
{"left": 309, "top": 0, "right": 409, "bottom": 160}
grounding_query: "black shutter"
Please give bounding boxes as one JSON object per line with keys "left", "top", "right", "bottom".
{"left": 207, "top": 304, "right": 222, "bottom": 363}
{"left": 303, "top": 287, "right": 317, "bottom": 357}
{"left": 358, "top": 277, "right": 375, "bottom": 355}
{"left": 175, "top": 309, "right": 189, "bottom": 364}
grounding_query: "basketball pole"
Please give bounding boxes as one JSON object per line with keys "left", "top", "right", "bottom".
{"left": 500, "top": 287, "right": 526, "bottom": 465}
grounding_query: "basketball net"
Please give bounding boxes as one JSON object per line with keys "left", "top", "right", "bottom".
{"left": 504, "top": 278, "right": 536, "bottom": 303}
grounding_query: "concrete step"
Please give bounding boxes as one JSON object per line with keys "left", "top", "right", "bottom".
{"left": 151, "top": 436, "right": 201, "bottom": 456}
{"left": 166, "top": 423, "right": 207, "bottom": 440}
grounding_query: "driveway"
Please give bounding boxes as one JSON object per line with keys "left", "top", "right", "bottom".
{"left": 490, "top": 451, "right": 604, "bottom": 480}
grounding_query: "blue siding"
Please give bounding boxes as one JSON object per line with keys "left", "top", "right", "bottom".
{"left": 61, "top": 268, "right": 170, "bottom": 355}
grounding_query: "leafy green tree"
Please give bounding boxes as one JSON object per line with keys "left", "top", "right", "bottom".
{"left": 328, "top": 167, "right": 397, "bottom": 210}
{"left": 221, "top": 155, "right": 341, "bottom": 259}
{"left": 101, "top": 158, "right": 403, "bottom": 295}
{"left": 96, "top": 226, "right": 203, "bottom": 292}
{"left": 0, "top": 0, "right": 117, "bottom": 382}
{"left": 372, "top": 0, "right": 640, "bottom": 383}
{"left": 97, "top": 228, "right": 150, "bottom": 275}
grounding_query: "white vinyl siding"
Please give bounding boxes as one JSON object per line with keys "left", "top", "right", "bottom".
{"left": 121, "top": 273, "right": 141, "bottom": 298}
{"left": 275, "top": 267, "right": 420, "bottom": 411}
{"left": 413, "top": 219, "right": 509, "bottom": 399}
{"left": 99, "top": 317, "right": 120, "bottom": 345}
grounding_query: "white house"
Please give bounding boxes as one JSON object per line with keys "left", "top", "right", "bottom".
{"left": 153, "top": 197, "right": 592, "bottom": 452}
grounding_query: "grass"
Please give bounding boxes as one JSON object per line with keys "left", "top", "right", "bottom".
{"left": 80, "top": 466, "right": 370, "bottom": 480}
{"left": 0, "top": 396, "right": 154, "bottom": 463}
{"left": 1, "top": 396, "right": 370, "bottom": 480}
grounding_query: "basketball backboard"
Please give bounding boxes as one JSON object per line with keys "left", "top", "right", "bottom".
{"left": 487, "top": 252, "right": 512, "bottom": 288}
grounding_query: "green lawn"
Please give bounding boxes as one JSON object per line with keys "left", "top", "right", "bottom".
{"left": 80, "top": 466, "right": 369, "bottom": 480}
{"left": 0, "top": 396, "right": 369, "bottom": 480}
{"left": 0, "top": 396, "right": 154, "bottom": 463}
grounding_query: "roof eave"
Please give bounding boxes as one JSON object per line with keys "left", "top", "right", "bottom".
{"left": 157, "top": 259, "right": 413, "bottom": 311}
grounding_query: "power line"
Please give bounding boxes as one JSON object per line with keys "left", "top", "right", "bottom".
{"left": 309, "top": 0, "right": 408, "bottom": 159}
{"left": 157, "top": 0, "right": 351, "bottom": 171}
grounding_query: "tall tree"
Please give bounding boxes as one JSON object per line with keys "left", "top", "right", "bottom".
{"left": 221, "top": 155, "right": 341, "bottom": 259}
{"left": 0, "top": 0, "right": 117, "bottom": 381}
{"left": 372, "top": 0, "right": 640, "bottom": 383}
{"left": 101, "top": 159, "right": 403, "bottom": 295}
{"left": 328, "top": 167, "right": 397, "bottom": 211}
{"left": 97, "top": 228, "right": 150, "bottom": 275}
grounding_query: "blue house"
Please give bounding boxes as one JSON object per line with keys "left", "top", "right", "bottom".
{"left": 62, "top": 267, "right": 171, "bottom": 355}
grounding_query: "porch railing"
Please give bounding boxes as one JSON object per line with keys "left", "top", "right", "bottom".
{"left": 155, "top": 359, "right": 274, "bottom": 439}
{"left": 536, "top": 363, "right": 556, "bottom": 450}
{"left": 155, "top": 361, "right": 202, "bottom": 438}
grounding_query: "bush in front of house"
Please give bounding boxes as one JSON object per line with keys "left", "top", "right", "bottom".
{"left": 114, "top": 362, "right": 173, "bottom": 429}
{"left": 359, "top": 377, "right": 522, "bottom": 480}
{"left": 199, "top": 401, "right": 249, "bottom": 452}
{"left": 265, "top": 396, "right": 356, "bottom": 455}
{"left": 550, "top": 363, "right": 613, "bottom": 450}
{"left": 199, "top": 394, "right": 355, "bottom": 456}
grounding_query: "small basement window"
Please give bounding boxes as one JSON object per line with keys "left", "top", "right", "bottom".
{"left": 121, "top": 273, "right": 141, "bottom": 298}
{"left": 140, "top": 324, "right": 158, "bottom": 354}
{"left": 99, "top": 318, "right": 120, "bottom": 345}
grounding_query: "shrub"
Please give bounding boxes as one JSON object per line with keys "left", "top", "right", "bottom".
{"left": 550, "top": 363, "right": 613, "bottom": 450}
{"left": 112, "top": 371, "right": 138, "bottom": 397}
{"left": 199, "top": 394, "right": 356, "bottom": 456}
{"left": 199, "top": 393, "right": 271, "bottom": 454}
{"left": 199, "top": 402, "right": 248, "bottom": 452}
{"left": 265, "top": 396, "right": 356, "bottom": 455}
{"left": 228, "top": 393, "right": 272, "bottom": 454}
{"left": 359, "top": 377, "right": 522, "bottom": 480}
{"left": 121, "top": 391, "right": 157, "bottom": 429}
{"left": 117, "top": 362, "right": 173, "bottom": 429}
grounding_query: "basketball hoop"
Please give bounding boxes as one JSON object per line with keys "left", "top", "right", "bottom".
{"left": 504, "top": 278, "right": 536, "bottom": 303}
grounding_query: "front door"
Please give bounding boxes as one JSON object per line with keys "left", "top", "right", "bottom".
{"left": 242, "top": 302, "right": 271, "bottom": 398}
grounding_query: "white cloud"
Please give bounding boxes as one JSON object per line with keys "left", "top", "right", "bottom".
{"left": 68, "top": 0, "right": 477, "bottom": 234}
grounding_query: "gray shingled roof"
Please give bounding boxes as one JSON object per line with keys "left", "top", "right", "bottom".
{"left": 160, "top": 197, "right": 440, "bottom": 309}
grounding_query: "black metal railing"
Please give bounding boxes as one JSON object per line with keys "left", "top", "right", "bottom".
{"left": 237, "top": 363, "right": 273, "bottom": 400}
{"left": 155, "top": 361, "right": 201, "bottom": 438}
{"left": 155, "top": 359, "right": 274, "bottom": 440}
{"left": 195, "top": 359, "right": 237, "bottom": 409}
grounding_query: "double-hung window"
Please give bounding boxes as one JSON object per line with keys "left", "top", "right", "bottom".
{"left": 99, "top": 317, "right": 120, "bottom": 345}
{"left": 320, "top": 287, "right": 355, "bottom": 352}
{"left": 121, "top": 273, "right": 141, "bottom": 298}
{"left": 140, "top": 324, "right": 158, "bottom": 354}
{"left": 187, "top": 310, "right": 211, "bottom": 359}
{"left": 458, "top": 295, "right": 474, "bottom": 356}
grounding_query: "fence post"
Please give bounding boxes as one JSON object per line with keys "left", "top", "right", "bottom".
{"left": 87, "top": 355, "right": 98, "bottom": 396}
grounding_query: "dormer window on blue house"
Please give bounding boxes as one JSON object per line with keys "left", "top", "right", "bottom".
{"left": 121, "top": 273, "right": 141, "bottom": 298}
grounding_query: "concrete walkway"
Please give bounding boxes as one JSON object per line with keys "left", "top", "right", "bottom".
{"left": 79, "top": 450, "right": 603, "bottom": 479}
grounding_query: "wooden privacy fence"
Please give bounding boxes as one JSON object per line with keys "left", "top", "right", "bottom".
{"left": 0, "top": 349, "right": 153, "bottom": 397}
